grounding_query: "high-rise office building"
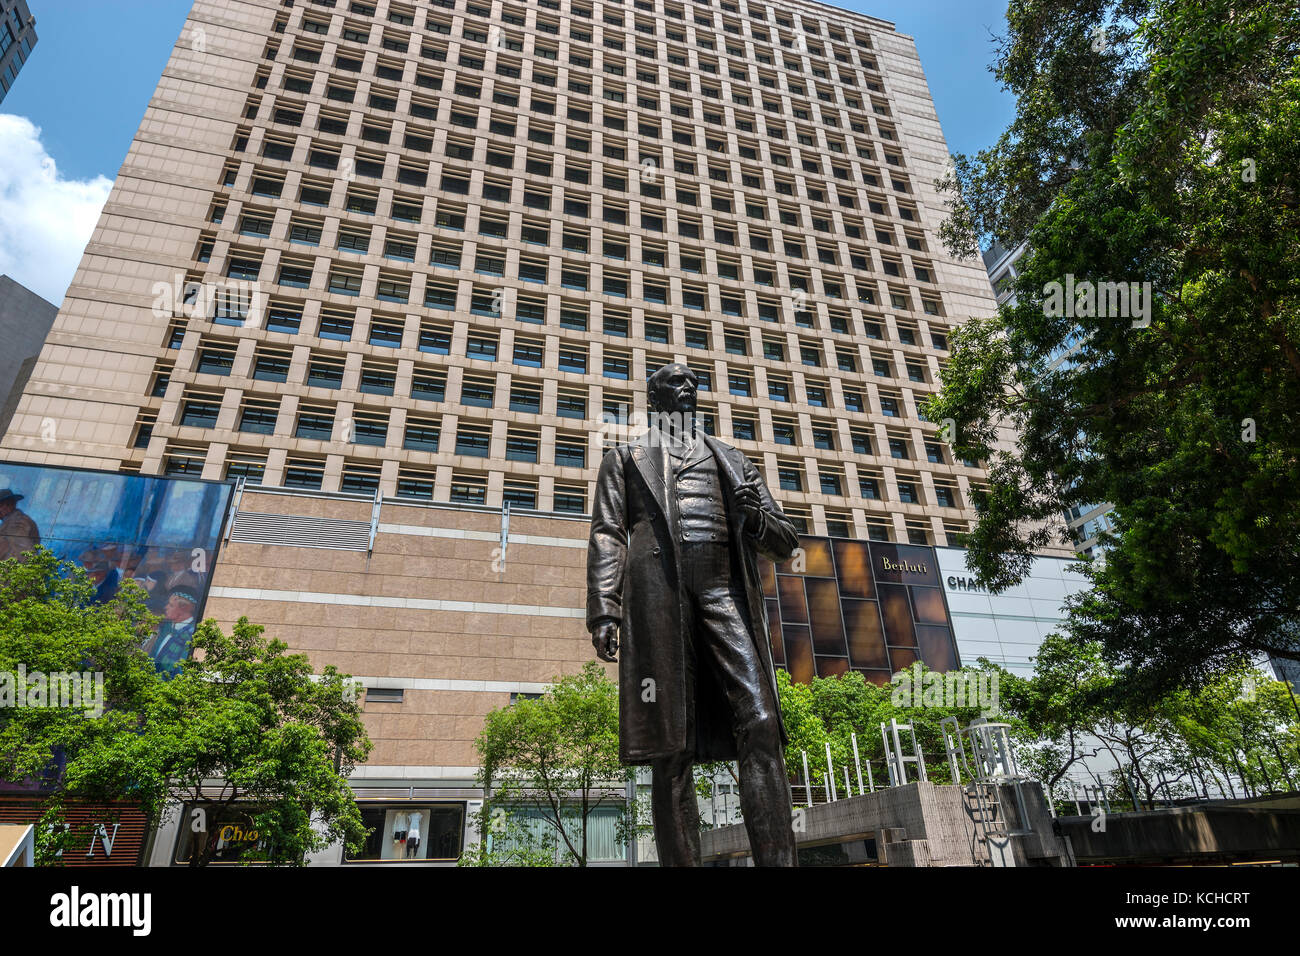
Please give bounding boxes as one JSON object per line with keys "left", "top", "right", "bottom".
{"left": 5, "top": 0, "right": 996, "bottom": 547}
{"left": 2, "top": 0, "right": 1033, "bottom": 864}
{"left": 0, "top": 0, "right": 36, "bottom": 102}
{"left": 984, "top": 240, "right": 1116, "bottom": 558}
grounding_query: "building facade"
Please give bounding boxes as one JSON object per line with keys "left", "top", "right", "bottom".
{"left": 0, "top": 0, "right": 36, "bottom": 102}
{"left": 2, "top": 0, "right": 1062, "bottom": 863}
{"left": 3, "top": 0, "right": 1001, "bottom": 548}
{"left": 0, "top": 276, "right": 59, "bottom": 441}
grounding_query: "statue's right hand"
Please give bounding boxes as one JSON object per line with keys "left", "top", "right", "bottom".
{"left": 592, "top": 620, "right": 620, "bottom": 662}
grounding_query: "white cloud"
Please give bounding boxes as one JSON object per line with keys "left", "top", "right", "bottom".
{"left": 0, "top": 114, "right": 113, "bottom": 306}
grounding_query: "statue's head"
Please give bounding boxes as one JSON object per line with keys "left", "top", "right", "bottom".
{"left": 647, "top": 363, "right": 698, "bottom": 416}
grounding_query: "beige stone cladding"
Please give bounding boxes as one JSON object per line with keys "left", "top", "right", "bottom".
{"left": 2, "top": 0, "right": 1000, "bottom": 554}
{"left": 207, "top": 490, "right": 595, "bottom": 775}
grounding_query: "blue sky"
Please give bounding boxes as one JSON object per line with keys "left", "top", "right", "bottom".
{"left": 0, "top": 0, "right": 1014, "bottom": 303}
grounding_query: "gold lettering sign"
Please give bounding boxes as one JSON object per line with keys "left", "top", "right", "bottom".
{"left": 881, "top": 557, "right": 928, "bottom": 574}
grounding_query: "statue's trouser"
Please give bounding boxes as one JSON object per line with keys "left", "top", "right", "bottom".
{"left": 650, "top": 540, "right": 797, "bottom": 867}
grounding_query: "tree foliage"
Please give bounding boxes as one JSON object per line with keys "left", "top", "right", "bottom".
{"left": 776, "top": 667, "right": 1014, "bottom": 797}
{"left": 989, "top": 634, "right": 1300, "bottom": 808}
{"left": 930, "top": 0, "right": 1300, "bottom": 694}
{"left": 474, "top": 661, "right": 624, "bottom": 866}
{"left": 0, "top": 548, "right": 372, "bottom": 866}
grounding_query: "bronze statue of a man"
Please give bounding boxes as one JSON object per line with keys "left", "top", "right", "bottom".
{"left": 587, "top": 363, "right": 800, "bottom": 866}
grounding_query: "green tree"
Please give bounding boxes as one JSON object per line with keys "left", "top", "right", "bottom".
{"left": 929, "top": 0, "right": 1300, "bottom": 697}
{"left": 474, "top": 661, "right": 624, "bottom": 866}
{"left": 458, "top": 804, "right": 559, "bottom": 867}
{"left": 0, "top": 548, "right": 372, "bottom": 866}
{"left": 776, "top": 667, "right": 1014, "bottom": 795}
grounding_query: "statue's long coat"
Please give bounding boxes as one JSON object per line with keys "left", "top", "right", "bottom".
{"left": 586, "top": 432, "right": 800, "bottom": 765}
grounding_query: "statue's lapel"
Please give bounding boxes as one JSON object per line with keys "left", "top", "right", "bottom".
{"left": 701, "top": 434, "right": 745, "bottom": 490}
{"left": 630, "top": 432, "right": 669, "bottom": 513}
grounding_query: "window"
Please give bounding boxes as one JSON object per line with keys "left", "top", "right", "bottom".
{"left": 376, "top": 275, "right": 409, "bottom": 304}
{"left": 253, "top": 349, "right": 291, "bottom": 382}
{"left": 466, "top": 334, "right": 498, "bottom": 361}
{"left": 307, "top": 356, "right": 345, "bottom": 389}
{"left": 196, "top": 346, "right": 235, "bottom": 376}
{"left": 224, "top": 455, "right": 266, "bottom": 483}
{"left": 455, "top": 424, "right": 491, "bottom": 458}
{"left": 554, "top": 485, "right": 587, "bottom": 514}
{"left": 554, "top": 436, "right": 586, "bottom": 469}
{"left": 318, "top": 311, "right": 354, "bottom": 341}
{"left": 284, "top": 459, "right": 325, "bottom": 490}
{"left": 295, "top": 407, "right": 336, "bottom": 440}
{"left": 360, "top": 365, "right": 397, "bottom": 396}
{"left": 513, "top": 338, "right": 544, "bottom": 368}
{"left": 556, "top": 390, "right": 586, "bottom": 418}
{"left": 179, "top": 395, "right": 221, "bottom": 429}
{"left": 559, "top": 347, "right": 588, "bottom": 374}
{"left": 506, "top": 429, "right": 539, "bottom": 463}
{"left": 404, "top": 417, "right": 441, "bottom": 452}
{"left": 238, "top": 401, "right": 279, "bottom": 435}
{"left": 510, "top": 384, "right": 541, "bottom": 414}
{"left": 461, "top": 376, "right": 495, "bottom": 407}
{"left": 811, "top": 427, "right": 835, "bottom": 451}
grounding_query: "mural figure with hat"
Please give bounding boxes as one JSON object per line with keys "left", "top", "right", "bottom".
{"left": 146, "top": 587, "right": 200, "bottom": 677}
{"left": 79, "top": 546, "right": 123, "bottom": 604}
{"left": 0, "top": 489, "right": 40, "bottom": 563}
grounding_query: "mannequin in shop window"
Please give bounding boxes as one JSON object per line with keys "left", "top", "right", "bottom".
{"left": 405, "top": 810, "right": 422, "bottom": 858}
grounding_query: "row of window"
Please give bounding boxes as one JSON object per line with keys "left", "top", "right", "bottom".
{"left": 241, "top": 109, "right": 916, "bottom": 238}
{"left": 308, "top": 0, "right": 881, "bottom": 55}
{"left": 160, "top": 429, "right": 966, "bottom": 514}
{"left": 253, "top": 72, "right": 909, "bottom": 207}
{"left": 175, "top": 335, "right": 933, "bottom": 419}
{"left": 290, "top": 0, "right": 887, "bottom": 98}
{"left": 172, "top": 383, "right": 945, "bottom": 447}
{"left": 216, "top": 251, "right": 937, "bottom": 332}
{"left": 163, "top": 439, "right": 590, "bottom": 510}
{"left": 257, "top": 105, "right": 905, "bottom": 212}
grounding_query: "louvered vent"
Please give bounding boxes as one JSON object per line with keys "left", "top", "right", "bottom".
{"left": 229, "top": 510, "right": 372, "bottom": 550}
{"left": 351, "top": 788, "right": 417, "bottom": 800}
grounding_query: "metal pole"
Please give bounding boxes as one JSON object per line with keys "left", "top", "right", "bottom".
{"left": 825, "top": 742, "right": 837, "bottom": 801}
{"left": 851, "top": 732, "right": 864, "bottom": 795}
{"left": 625, "top": 773, "right": 637, "bottom": 867}
{"left": 801, "top": 750, "right": 813, "bottom": 805}
{"left": 710, "top": 769, "right": 718, "bottom": 826}
{"left": 866, "top": 758, "right": 875, "bottom": 793}
{"left": 844, "top": 767, "right": 852, "bottom": 799}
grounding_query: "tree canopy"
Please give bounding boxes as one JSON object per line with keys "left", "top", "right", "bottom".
{"left": 0, "top": 548, "right": 371, "bottom": 866}
{"left": 930, "top": 0, "right": 1300, "bottom": 696}
{"left": 473, "top": 661, "right": 624, "bottom": 866}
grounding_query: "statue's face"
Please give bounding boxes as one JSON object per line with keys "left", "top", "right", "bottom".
{"left": 649, "top": 364, "right": 697, "bottom": 415}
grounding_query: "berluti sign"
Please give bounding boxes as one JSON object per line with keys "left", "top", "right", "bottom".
{"left": 759, "top": 537, "right": 959, "bottom": 686}
{"left": 880, "top": 556, "right": 930, "bottom": 576}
